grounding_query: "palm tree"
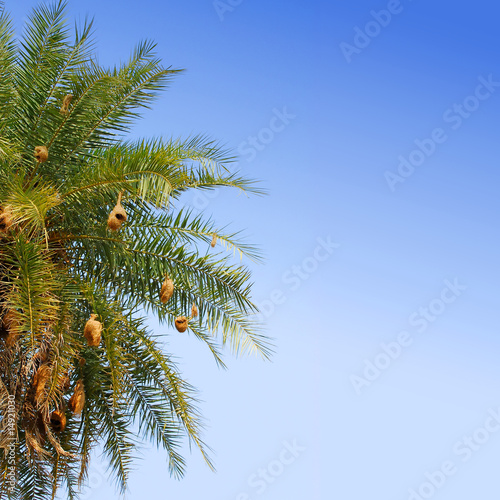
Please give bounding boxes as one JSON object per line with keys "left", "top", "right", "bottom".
{"left": 0, "top": 2, "right": 270, "bottom": 498}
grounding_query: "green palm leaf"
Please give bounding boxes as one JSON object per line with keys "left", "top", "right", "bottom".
{"left": 0, "top": 2, "right": 271, "bottom": 498}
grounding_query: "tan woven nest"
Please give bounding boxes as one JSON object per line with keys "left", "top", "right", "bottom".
{"left": 33, "top": 364, "right": 51, "bottom": 405}
{"left": 191, "top": 303, "right": 198, "bottom": 318}
{"left": 50, "top": 409, "right": 66, "bottom": 433}
{"left": 68, "top": 379, "right": 85, "bottom": 415}
{"left": 160, "top": 276, "right": 174, "bottom": 304}
{"left": 175, "top": 316, "right": 188, "bottom": 333}
{"left": 84, "top": 314, "right": 102, "bottom": 347}
{"left": 60, "top": 94, "right": 73, "bottom": 114}
{"left": 107, "top": 192, "right": 127, "bottom": 231}
{"left": 34, "top": 145, "right": 48, "bottom": 163}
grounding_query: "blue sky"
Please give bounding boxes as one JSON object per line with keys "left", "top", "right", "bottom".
{"left": 6, "top": 1, "right": 500, "bottom": 499}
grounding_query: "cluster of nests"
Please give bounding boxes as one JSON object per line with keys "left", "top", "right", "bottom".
{"left": 77, "top": 281, "right": 198, "bottom": 351}
{"left": 40, "top": 278, "right": 197, "bottom": 432}
{"left": 1, "top": 241, "right": 204, "bottom": 434}
{"left": 2, "top": 280, "right": 200, "bottom": 434}
{"left": 160, "top": 275, "right": 198, "bottom": 332}
{"left": 31, "top": 355, "right": 85, "bottom": 434}
{"left": 1, "top": 91, "right": 217, "bottom": 430}
{"left": 0, "top": 315, "right": 85, "bottom": 434}
{"left": 0, "top": 284, "right": 198, "bottom": 434}
{"left": 27, "top": 280, "right": 197, "bottom": 433}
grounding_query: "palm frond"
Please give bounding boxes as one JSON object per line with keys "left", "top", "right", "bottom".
{"left": 0, "top": 2, "right": 270, "bottom": 498}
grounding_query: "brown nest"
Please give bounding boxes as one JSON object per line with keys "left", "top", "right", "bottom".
{"left": 50, "top": 409, "right": 66, "bottom": 433}
{"left": 107, "top": 191, "right": 127, "bottom": 231}
{"left": 34, "top": 146, "right": 48, "bottom": 163}
{"left": 59, "top": 94, "right": 73, "bottom": 114}
{"left": 191, "top": 303, "right": 198, "bottom": 318}
{"left": 84, "top": 314, "right": 102, "bottom": 347}
{"left": 68, "top": 379, "right": 85, "bottom": 415}
{"left": 33, "top": 364, "right": 52, "bottom": 405}
{"left": 160, "top": 276, "right": 174, "bottom": 304}
{"left": 175, "top": 316, "right": 188, "bottom": 333}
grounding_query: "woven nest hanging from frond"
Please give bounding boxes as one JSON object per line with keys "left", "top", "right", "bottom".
{"left": 211, "top": 233, "right": 217, "bottom": 248}
{"left": 175, "top": 316, "right": 188, "bottom": 333}
{"left": 59, "top": 94, "right": 73, "bottom": 115}
{"left": 0, "top": 205, "right": 13, "bottom": 233}
{"left": 84, "top": 314, "right": 102, "bottom": 347}
{"left": 50, "top": 409, "right": 66, "bottom": 433}
{"left": 191, "top": 303, "right": 198, "bottom": 318}
{"left": 34, "top": 145, "right": 48, "bottom": 163}
{"left": 107, "top": 191, "right": 127, "bottom": 231}
{"left": 33, "top": 364, "right": 52, "bottom": 405}
{"left": 68, "top": 379, "right": 85, "bottom": 415}
{"left": 160, "top": 275, "right": 174, "bottom": 304}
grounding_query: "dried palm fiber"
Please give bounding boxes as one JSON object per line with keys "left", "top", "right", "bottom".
{"left": 68, "top": 379, "right": 85, "bottom": 415}
{"left": 0, "top": 327, "right": 8, "bottom": 343}
{"left": 52, "top": 243, "right": 69, "bottom": 265}
{"left": 33, "top": 348, "right": 49, "bottom": 367}
{"left": 160, "top": 275, "right": 174, "bottom": 304}
{"left": 0, "top": 205, "right": 13, "bottom": 232}
{"left": 2, "top": 309, "right": 19, "bottom": 347}
{"left": 2, "top": 309, "right": 19, "bottom": 332}
{"left": 191, "top": 303, "right": 198, "bottom": 318}
{"left": 33, "top": 364, "right": 51, "bottom": 405}
{"left": 59, "top": 93, "right": 73, "bottom": 114}
{"left": 35, "top": 411, "right": 47, "bottom": 443}
{"left": 84, "top": 314, "right": 102, "bottom": 346}
{"left": 175, "top": 316, "right": 188, "bottom": 333}
{"left": 211, "top": 233, "right": 217, "bottom": 248}
{"left": 34, "top": 145, "right": 48, "bottom": 163}
{"left": 26, "top": 429, "right": 50, "bottom": 457}
{"left": 61, "top": 373, "right": 71, "bottom": 393}
{"left": 49, "top": 409, "right": 66, "bottom": 433}
{"left": 4, "top": 333, "right": 17, "bottom": 347}
{"left": 107, "top": 191, "right": 127, "bottom": 231}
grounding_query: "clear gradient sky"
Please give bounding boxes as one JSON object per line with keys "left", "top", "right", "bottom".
{"left": 6, "top": 1, "right": 500, "bottom": 499}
